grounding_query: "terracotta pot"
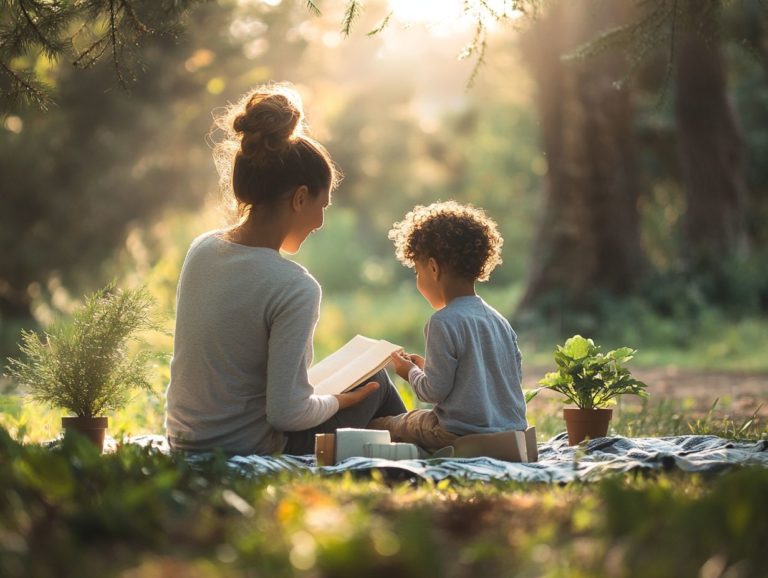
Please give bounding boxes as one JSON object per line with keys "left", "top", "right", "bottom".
{"left": 563, "top": 408, "right": 612, "bottom": 446}
{"left": 62, "top": 416, "right": 108, "bottom": 452}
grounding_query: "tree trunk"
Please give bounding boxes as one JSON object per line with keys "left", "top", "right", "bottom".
{"left": 674, "top": 1, "right": 748, "bottom": 271}
{"left": 518, "top": 1, "right": 644, "bottom": 317}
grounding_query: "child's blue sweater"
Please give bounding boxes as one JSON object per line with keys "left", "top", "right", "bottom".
{"left": 408, "top": 295, "right": 528, "bottom": 435}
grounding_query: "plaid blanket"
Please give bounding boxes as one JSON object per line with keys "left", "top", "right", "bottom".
{"left": 125, "top": 433, "right": 768, "bottom": 483}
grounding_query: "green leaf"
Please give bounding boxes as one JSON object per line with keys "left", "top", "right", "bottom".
{"left": 13, "top": 451, "right": 75, "bottom": 500}
{"left": 524, "top": 388, "right": 543, "bottom": 403}
{"left": 608, "top": 347, "right": 635, "bottom": 363}
{"left": 562, "top": 335, "right": 594, "bottom": 360}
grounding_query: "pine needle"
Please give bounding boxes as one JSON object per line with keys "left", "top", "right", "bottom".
{"left": 305, "top": 0, "right": 322, "bottom": 17}
{"left": 367, "top": 11, "right": 392, "bottom": 37}
{"left": 342, "top": 1, "right": 361, "bottom": 38}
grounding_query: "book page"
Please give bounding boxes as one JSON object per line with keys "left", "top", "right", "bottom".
{"left": 309, "top": 335, "right": 402, "bottom": 396}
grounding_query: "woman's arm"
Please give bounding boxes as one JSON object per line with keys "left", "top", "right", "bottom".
{"left": 265, "top": 278, "right": 339, "bottom": 431}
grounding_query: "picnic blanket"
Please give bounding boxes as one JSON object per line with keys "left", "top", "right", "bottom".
{"left": 123, "top": 433, "right": 768, "bottom": 483}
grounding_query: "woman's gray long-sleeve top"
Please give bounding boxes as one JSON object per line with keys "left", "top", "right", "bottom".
{"left": 165, "top": 231, "right": 338, "bottom": 455}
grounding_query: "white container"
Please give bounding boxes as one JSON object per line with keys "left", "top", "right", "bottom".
{"left": 334, "top": 428, "right": 391, "bottom": 462}
{"left": 364, "top": 442, "right": 420, "bottom": 460}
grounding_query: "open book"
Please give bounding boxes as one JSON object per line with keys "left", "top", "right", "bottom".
{"left": 308, "top": 335, "right": 402, "bottom": 396}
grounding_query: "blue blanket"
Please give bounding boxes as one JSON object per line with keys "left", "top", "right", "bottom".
{"left": 125, "top": 434, "right": 768, "bottom": 483}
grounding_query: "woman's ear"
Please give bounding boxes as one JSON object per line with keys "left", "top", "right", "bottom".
{"left": 291, "top": 185, "right": 310, "bottom": 212}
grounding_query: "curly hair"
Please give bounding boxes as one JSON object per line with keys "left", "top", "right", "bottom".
{"left": 388, "top": 201, "right": 504, "bottom": 282}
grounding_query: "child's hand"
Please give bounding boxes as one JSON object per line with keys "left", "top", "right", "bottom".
{"left": 390, "top": 350, "right": 417, "bottom": 381}
{"left": 408, "top": 353, "right": 425, "bottom": 370}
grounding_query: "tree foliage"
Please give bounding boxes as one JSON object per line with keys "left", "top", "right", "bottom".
{"left": 1, "top": 0, "right": 768, "bottom": 337}
{"left": 566, "top": 0, "right": 768, "bottom": 93}
{"left": 0, "top": 0, "right": 204, "bottom": 111}
{"left": 0, "top": 2, "right": 262, "bottom": 324}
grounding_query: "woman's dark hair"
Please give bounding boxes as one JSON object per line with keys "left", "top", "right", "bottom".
{"left": 213, "top": 84, "right": 339, "bottom": 217}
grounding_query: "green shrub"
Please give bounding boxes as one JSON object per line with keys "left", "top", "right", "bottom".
{"left": 531, "top": 335, "right": 649, "bottom": 409}
{"left": 4, "top": 285, "right": 156, "bottom": 418}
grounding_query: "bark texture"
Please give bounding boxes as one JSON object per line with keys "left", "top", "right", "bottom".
{"left": 518, "top": 1, "right": 644, "bottom": 314}
{"left": 674, "top": 1, "right": 748, "bottom": 271}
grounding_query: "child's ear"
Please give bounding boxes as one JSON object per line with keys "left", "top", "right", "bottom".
{"left": 291, "top": 185, "right": 309, "bottom": 212}
{"left": 427, "top": 257, "right": 440, "bottom": 279}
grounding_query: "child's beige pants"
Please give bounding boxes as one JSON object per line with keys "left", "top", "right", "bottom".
{"left": 368, "top": 409, "right": 458, "bottom": 451}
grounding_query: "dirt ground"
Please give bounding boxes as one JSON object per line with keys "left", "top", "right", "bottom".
{"left": 523, "top": 365, "right": 768, "bottom": 419}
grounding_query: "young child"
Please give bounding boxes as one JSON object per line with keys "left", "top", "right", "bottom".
{"left": 369, "top": 201, "right": 528, "bottom": 451}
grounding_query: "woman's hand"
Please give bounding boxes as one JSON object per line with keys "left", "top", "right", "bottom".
{"left": 334, "top": 381, "right": 379, "bottom": 410}
{"left": 390, "top": 350, "right": 418, "bottom": 381}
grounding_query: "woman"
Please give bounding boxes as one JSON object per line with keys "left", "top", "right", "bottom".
{"left": 165, "top": 84, "right": 406, "bottom": 455}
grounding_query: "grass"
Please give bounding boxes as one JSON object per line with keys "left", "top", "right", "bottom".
{"left": 2, "top": 386, "right": 765, "bottom": 447}
{"left": 0, "top": 428, "right": 766, "bottom": 578}
{"left": 0, "top": 374, "right": 765, "bottom": 576}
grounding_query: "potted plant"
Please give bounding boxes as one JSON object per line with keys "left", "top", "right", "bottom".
{"left": 5, "top": 284, "right": 156, "bottom": 452}
{"left": 529, "top": 335, "right": 649, "bottom": 445}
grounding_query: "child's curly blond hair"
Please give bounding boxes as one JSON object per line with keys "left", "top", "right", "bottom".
{"left": 388, "top": 201, "right": 503, "bottom": 282}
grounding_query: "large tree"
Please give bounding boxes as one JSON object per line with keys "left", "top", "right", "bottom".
{"left": 674, "top": 0, "right": 749, "bottom": 273}
{"left": 516, "top": 0, "right": 645, "bottom": 315}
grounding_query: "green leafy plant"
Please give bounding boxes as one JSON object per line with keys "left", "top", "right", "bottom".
{"left": 530, "top": 335, "right": 649, "bottom": 409}
{"left": 5, "top": 285, "right": 156, "bottom": 418}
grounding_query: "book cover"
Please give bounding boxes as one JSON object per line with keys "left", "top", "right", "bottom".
{"left": 308, "top": 335, "right": 402, "bottom": 396}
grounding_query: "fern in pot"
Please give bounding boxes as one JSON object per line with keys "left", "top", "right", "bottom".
{"left": 5, "top": 285, "right": 156, "bottom": 451}
{"left": 529, "top": 335, "right": 649, "bottom": 445}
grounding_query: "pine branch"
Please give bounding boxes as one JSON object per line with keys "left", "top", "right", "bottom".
{"left": 477, "top": 0, "right": 503, "bottom": 21}
{"left": 118, "top": 0, "right": 150, "bottom": 34}
{"left": 367, "top": 11, "right": 392, "bottom": 36}
{"left": 460, "top": 20, "right": 488, "bottom": 89}
{"left": 566, "top": 13, "right": 665, "bottom": 63}
{"left": 0, "top": 60, "right": 52, "bottom": 110}
{"left": 341, "top": 0, "right": 361, "bottom": 38}
{"left": 72, "top": 35, "right": 111, "bottom": 69}
{"left": 305, "top": 0, "right": 322, "bottom": 17}
{"left": 559, "top": 0, "right": 679, "bottom": 99}
{"left": 655, "top": 0, "right": 680, "bottom": 105}
{"left": 513, "top": 0, "right": 540, "bottom": 19}
{"left": 108, "top": 0, "right": 128, "bottom": 90}
{"left": 0, "top": 0, "right": 201, "bottom": 113}
{"left": 18, "top": 0, "right": 59, "bottom": 57}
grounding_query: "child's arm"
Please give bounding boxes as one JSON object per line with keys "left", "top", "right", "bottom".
{"left": 408, "top": 319, "right": 458, "bottom": 404}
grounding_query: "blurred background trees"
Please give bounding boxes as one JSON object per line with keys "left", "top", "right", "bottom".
{"left": 518, "top": 0, "right": 645, "bottom": 315}
{"left": 2, "top": 0, "right": 768, "bottom": 364}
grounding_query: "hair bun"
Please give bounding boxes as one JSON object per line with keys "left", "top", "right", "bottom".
{"left": 233, "top": 91, "right": 303, "bottom": 161}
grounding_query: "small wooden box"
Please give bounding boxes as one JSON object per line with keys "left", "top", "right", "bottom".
{"left": 452, "top": 426, "right": 538, "bottom": 462}
{"left": 314, "top": 433, "right": 336, "bottom": 466}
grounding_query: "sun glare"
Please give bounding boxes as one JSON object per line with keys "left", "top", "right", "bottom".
{"left": 388, "top": 0, "right": 464, "bottom": 24}
{"left": 388, "top": 0, "right": 523, "bottom": 34}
